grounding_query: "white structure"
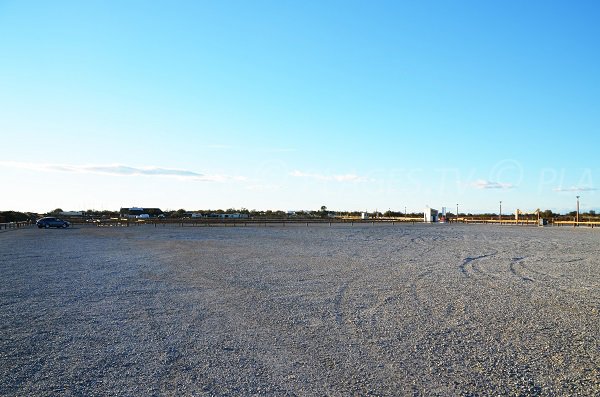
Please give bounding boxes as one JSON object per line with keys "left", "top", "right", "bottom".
{"left": 439, "top": 207, "right": 447, "bottom": 223}
{"left": 361, "top": 212, "right": 369, "bottom": 220}
{"left": 218, "top": 213, "right": 249, "bottom": 219}
{"left": 515, "top": 209, "right": 540, "bottom": 221}
{"left": 424, "top": 206, "right": 439, "bottom": 223}
{"left": 60, "top": 211, "right": 82, "bottom": 217}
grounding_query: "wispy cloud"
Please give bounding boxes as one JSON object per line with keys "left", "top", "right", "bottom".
{"left": 553, "top": 186, "right": 598, "bottom": 192}
{"left": 290, "top": 170, "right": 369, "bottom": 182}
{"left": 0, "top": 161, "right": 244, "bottom": 182}
{"left": 471, "top": 180, "right": 514, "bottom": 189}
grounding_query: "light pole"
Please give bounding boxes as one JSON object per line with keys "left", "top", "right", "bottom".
{"left": 405, "top": 206, "right": 407, "bottom": 218}
{"left": 499, "top": 201, "right": 502, "bottom": 223}
{"left": 456, "top": 203, "right": 459, "bottom": 223}
{"left": 576, "top": 196, "right": 580, "bottom": 225}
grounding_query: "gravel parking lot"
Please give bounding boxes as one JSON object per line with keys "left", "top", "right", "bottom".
{"left": 1, "top": 224, "right": 599, "bottom": 396}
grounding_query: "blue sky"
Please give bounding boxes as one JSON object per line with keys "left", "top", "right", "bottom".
{"left": 1, "top": 1, "right": 599, "bottom": 214}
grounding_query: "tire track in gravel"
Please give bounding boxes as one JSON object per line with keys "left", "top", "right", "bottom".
{"left": 509, "top": 257, "right": 534, "bottom": 283}
{"left": 333, "top": 282, "right": 350, "bottom": 325}
{"left": 503, "top": 246, "right": 600, "bottom": 310}
{"left": 459, "top": 252, "right": 497, "bottom": 278}
{"left": 518, "top": 258, "right": 599, "bottom": 297}
{"left": 324, "top": 231, "right": 440, "bottom": 392}
{"left": 327, "top": 272, "right": 432, "bottom": 394}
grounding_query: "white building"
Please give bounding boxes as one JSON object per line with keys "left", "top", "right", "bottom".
{"left": 424, "top": 206, "right": 439, "bottom": 223}
{"left": 60, "top": 211, "right": 83, "bottom": 217}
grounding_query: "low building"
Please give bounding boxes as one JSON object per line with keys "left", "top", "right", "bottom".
{"left": 60, "top": 211, "right": 83, "bottom": 217}
{"left": 424, "top": 206, "right": 439, "bottom": 223}
{"left": 120, "top": 207, "right": 163, "bottom": 219}
{"left": 221, "top": 213, "right": 248, "bottom": 219}
{"left": 205, "top": 213, "right": 249, "bottom": 219}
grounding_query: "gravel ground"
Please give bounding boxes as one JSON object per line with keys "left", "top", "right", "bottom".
{"left": 1, "top": 224, "right": 599, "bottom": 396}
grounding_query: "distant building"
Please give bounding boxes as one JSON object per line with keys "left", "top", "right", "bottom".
{"left": 60, "top": 211, "right": 83, "bottom": 217}
{"left": 205, "top": 213, "right": 249, "bottom": 219}
{"left": 120, "top": 207, "right": 163, "bottom": 219}
{"left": 221, "top": 213, "right": 248, "bottom": 219}
{"left": 439, "top": 207, "right": 447, "bottom": 223}
{"left": 424, "top": 206, "right": 439, "bottom": 223}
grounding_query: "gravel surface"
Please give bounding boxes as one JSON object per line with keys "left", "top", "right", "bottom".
{"left": 1, "top": 224, "right": 599, "bottom": 396}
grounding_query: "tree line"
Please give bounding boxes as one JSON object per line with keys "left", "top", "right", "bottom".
{"left": 2, "top": 207, "right": 599, "bottom": 223}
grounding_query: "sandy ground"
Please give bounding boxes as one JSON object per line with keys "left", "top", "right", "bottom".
{"left": 1, "top": 224, "right": 599, "bottom": 396}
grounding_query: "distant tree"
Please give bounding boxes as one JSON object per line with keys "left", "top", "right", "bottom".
{"left": 171, "top": 209, "right": 186, "bottom": 218}
{"left": 51, "top": 208, "right": 63, "bottom": 214}
{"left": 0, "top": 211, "right": 31, "bottom": 222}
{"left": 146, "top": 208, "right": 163, "bottom": 216}
{"left": 320, "top": 205, "right": 328, "bottom": 218}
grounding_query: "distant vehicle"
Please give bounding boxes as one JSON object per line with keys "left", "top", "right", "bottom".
{"left": 36, "top": 217, "right": 70, "bottom": 228}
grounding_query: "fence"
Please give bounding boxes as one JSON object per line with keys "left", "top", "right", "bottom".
{"left": 460, "top": 219, "right": 539, "bottom": 226}
{"left": 554, "top": 221, "right": 600, "bottom": 228}
{"left": 63, "top": 217, "right": 600, "bottom": 229}
{"left": 0, "top": 222, "right": 31, "bottom": 230}
{"left": 73, "top": 218, "right": 425, "bottom": 228}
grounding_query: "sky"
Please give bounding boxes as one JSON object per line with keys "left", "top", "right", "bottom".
{"left": 1, "top": 1, "right": 599, "bottom": 214}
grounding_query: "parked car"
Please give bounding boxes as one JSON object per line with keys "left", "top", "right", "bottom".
{"left": 36, "top": 217, "right": 70, "bottom": 228}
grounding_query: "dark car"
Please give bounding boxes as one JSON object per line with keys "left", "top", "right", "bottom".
{"left": 36, "top": 217, "right": 70, "bottom": 228}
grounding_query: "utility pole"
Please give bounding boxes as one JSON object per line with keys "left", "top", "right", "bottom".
{"left": 499, "top": 201, "right": 502, "bottom": 223}
{"left": 576, "top": 196, "right": 580, "bottom": 225}
{"left": 405, "top": 206, "right": 407, "bottom": 218}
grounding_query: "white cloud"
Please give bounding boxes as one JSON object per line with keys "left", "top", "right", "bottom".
{"left": 290, "top": 170, "right": 369, "bottom": 183}
{"left": 0, "top": 161, "right": 244, "bottom": 182}
{"left": 471, "top": 180, "right": 514, "bottom": 189}
{"left": 553, "top": 186, "right": 597, "bottom": 192}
